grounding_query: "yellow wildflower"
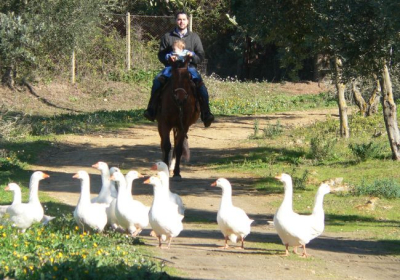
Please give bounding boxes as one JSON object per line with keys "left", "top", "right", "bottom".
{"left": 75, "top": 226, "right": 79, "bottom": 231}
{"left": 57, "top": 252, "right": 63, "bottom": 258}
{"left": 93, "top": 243, "right": 98, "bottom": 248}
{"left": 29, "top": 266, "right": 34, "bottom": 271}
{"left": 2, "top": 233, "right": 6, "bottom": 237}
{"left": 66, "top": 235, "right": 70, "bottom": 239}
{"left": 23, "top": 256, "right": 27, "bottom": 261}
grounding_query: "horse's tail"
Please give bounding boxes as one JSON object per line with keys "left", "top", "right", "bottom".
{"left": 182, "top": 138, "right": 190, "bottom": 162}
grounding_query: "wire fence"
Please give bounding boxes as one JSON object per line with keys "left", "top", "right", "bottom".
{"left": 71, "top": 13, "right": 208, "bottom": 83}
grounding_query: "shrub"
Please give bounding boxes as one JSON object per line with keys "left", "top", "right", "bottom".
{"left": 292, "top": 169, "right": 309, "bottom": 190}
{"left": 309, "top": 135, "right": 337, "bottom": 161}
{"left": 348, "top": 141, "right": 384, "bottom": 161}
{"left": 352, "top": 179, "right": 400, "bottom": 199}
{"left": 263, "top": 121, "right": 283, "bottom": 138}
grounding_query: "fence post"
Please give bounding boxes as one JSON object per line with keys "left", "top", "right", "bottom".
{"left": 189, "top": 14, "right": 192, "bottom": 32}
{"left": 126, "top": 12, "right": 131, "bottom": 71}
{"left": 71, "top": 49, "right": 75, "bottom": 84}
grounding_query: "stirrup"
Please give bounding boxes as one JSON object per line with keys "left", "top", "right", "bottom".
{"left": 202, "top": 112, "right": 214, "bottom": 128}
{"left": 144, "top": 109, "right": 155, "bottom": 122}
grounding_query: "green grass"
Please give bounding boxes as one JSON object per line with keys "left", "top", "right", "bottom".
{"left": 205, "top": 77, "right": 337, "bottom": 115}
{"left": 0, "top": 214, "right": 173, "bottom": 279}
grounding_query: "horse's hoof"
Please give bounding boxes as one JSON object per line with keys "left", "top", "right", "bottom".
{"left": 172, "top": 175, "right": 182, "bottom": 182}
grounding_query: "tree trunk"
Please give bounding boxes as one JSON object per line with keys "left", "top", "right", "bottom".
{"left": 334, "top": 57, "right": 349, "bottom": 138}
{"left": 366, "top": 76, "right": 381, "bottom": 116}
{"left": 351, "top": 80, "right": 367, "bottom": 116}
{"left": 380, "top": 63, "right": 400, "bottom": 160}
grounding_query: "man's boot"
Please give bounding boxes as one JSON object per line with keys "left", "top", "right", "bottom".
{"left": 143, "top": 76, "right": 166, "bottom": 122}
{"left": 196, "top": 82, "right": 215, "bottom": 128}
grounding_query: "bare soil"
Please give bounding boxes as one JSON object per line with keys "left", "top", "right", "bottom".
{"left": 3, "top": 82, "right": 399, "bottom": 280}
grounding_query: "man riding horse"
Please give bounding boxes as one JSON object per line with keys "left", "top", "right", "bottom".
{"left": 143, "top": 11, "right": 215, "bottom": 128}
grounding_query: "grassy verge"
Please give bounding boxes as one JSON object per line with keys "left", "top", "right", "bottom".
{"left": 206, "top": 106, "right": 400, "bottom": 252}
{"left": 0, "top": 214, "right": 174, "bottom": 279}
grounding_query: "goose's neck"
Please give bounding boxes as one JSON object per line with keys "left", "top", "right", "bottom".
{"left": 126, "top": 180, "right": 133, "bottom": 196}
{"left": 312, "top": 192, "right": 326, "bottom": 216}
{"left": 117, "top": 179, "right": 127, "bottom": 199}
{"left": 152, "top": 184, "right": 168, "bottom": 206}
{"left": 161, "top": 177, "right": 170, "bottom": 191}
{"left": 12, "top": 189, "right": 22, "bottom": 205}
{"left": 281, "top": 181, "right": 293, "bottom": 210}
{"left": 78, "top": 178, "right": 92, "bottom": 205}
{"left": 220, "top": 187, "right": 233, "bottom": 208}
{"left": 99, "top": 170, "right": 111, "bottom": 195}
{"left": 28, "top": 179, "right": 40, "bottom": 203}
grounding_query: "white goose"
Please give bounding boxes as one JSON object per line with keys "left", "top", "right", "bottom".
{"left": 91, "top": 161, "right": 118, "bottom": 203}
{"left": 1, "top": 183, "right": 22, "bottom": 218}
{"left": 5, "top": 183, "right": 22, "bottom": 205}
{"left": 273, "top": 173, "right": 331, "bottom": 257}
{"left": 211, "top": 178, "right": 254, "bottom": 249}
{"left": 73, "top": 171, "right": 108, "bottom": 232}
{"left": 152, "top": 161, "right": 185, "bottom": 215}
{"left": 111, "top": 170, "right": 149, "bottom": 236}
{"left": 6, "top": 171, "right": 49, "bottom": 232}
{"left": 91, "top": 162, "right": 120, "bottom": 229}
{"left": 1, "top": 183, "right": 20, "bottom": 217}
{"left": 107, "top": 167, "right": 121, "bottom": 230}
{"left": 144, "top": 175, "right": 184, "bottom": 249}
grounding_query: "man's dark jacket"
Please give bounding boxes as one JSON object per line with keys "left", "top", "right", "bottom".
{"left": 158, "top": 29, "right": 205, "bottom": 68}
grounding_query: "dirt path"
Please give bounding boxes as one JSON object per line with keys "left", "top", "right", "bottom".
{"left": 31, "top": 109, "right": 400, "bottom": 280}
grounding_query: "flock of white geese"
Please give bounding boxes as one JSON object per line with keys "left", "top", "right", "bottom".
{"left": 1, "top": 161, "right": 334, "bottom": 257}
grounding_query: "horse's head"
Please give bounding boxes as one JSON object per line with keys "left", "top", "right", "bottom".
{"left": 170, "top": 56, "right": 193, "bottom": 105}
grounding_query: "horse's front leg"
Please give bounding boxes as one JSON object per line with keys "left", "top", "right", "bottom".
{"left": 172, "top": 130, "right": 186, "bottom": 179}
{"left": 159, "top": 125, "right": 171, "bottom": 167}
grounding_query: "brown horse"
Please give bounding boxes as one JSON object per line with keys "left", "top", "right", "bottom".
{"left": 156, "top": 57, "right": 200, "bottom": 179}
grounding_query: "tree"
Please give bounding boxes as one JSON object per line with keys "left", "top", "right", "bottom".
{"left": 318, "top": 0, "right": 400, "bottom": 159}
{"left": 0, "top": 12, "right": 40, "bottom": 88}
{"left": 0, "top": 0, "right": 117, "bottom": 86}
